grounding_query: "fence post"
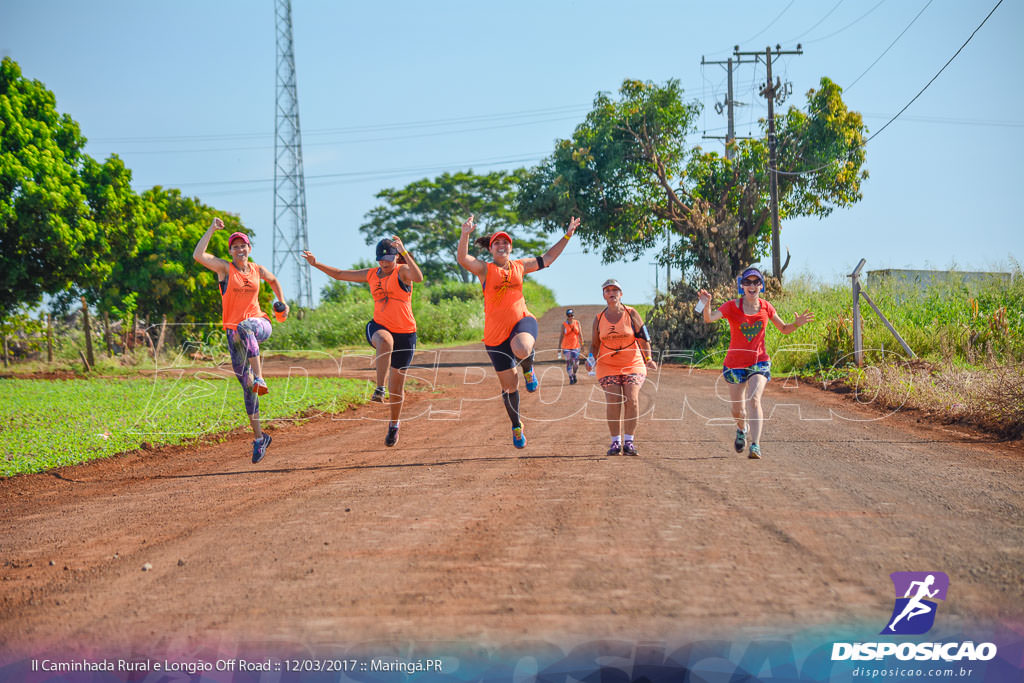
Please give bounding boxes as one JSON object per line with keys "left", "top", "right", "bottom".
{"left": 80, "top": 296, "right": 95, "bottom": 369}
{"left": 850, "top": 259, "right": 866, "bottom": 367}
{"left": 47, "top": 313, "right": 53, "bottom": 363}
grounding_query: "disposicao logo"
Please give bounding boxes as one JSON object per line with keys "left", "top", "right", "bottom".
{"left": 882, "top": 571, "right": 949, "bottom": 635}
{"left": 831, "top": 571, "right": 998, "bottom": 663}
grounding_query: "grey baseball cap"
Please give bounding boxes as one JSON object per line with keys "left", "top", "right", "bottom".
{"left": 601, "top": 278, "right": 622, "bottom": 292}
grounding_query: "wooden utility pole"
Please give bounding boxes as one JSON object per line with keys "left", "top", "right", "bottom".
{"left": 80, "top": 296, "right": 95, "bottom": 370}
{"left": 733, "top": 44, "right": 802, "bottom": 279}
{"left": 701, "top": 52, "right": 756, "bottom": 159}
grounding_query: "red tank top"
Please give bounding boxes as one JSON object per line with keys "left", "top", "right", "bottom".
{"left": 220, "top": 261, "right": 268, "bottom": 330}
{"left": 367, "top": 267, "right": 416, "bottom": 333}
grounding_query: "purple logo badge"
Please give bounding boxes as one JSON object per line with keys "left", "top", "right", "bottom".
{"left": 882, "top": 572, "right": 949, "bottom": 635}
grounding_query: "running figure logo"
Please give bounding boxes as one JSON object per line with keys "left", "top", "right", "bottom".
{"left": 882, "top": 572, "right": 949, "bottom": 635}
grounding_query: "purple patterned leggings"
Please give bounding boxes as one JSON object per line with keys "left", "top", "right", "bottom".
{"left": 226, "top": 317, "right": 272, "bottom": 416}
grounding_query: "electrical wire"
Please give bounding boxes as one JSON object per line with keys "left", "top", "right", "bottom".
{"left": 802, "top": 0, "right": 889, "bottom": 45}
{"left": 845, "top": 0, "right": 935, "bottom": 92}
{"left": 783, "top": 0, "right": 846, "bottom": 43}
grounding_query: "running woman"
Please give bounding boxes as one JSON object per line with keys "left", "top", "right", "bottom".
{"left": 193, "top": 217, "right": 288, "bottom": 464}
{"left": 456, "top": 214, "right": 580, "bottom": 448}
{"left": 590, "top": 279, "right": 657, "bottom": 456}
{"left": 697, "top": 266, "right": 814, "bottom": 459}
{"left": 301, "top": 236, "right": 423, "bottom": 447}
{"left": 557, "top": 309, "right": 584, "bottom": 384}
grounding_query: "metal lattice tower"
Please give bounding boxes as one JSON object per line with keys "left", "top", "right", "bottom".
{"left": 273, "top": 0, "right": 312, "bottom": 308}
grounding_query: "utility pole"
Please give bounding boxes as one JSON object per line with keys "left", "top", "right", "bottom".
{"left": 274, "top": 0, "right": 313, "bottom": 309}
{"left": 700, "top": 52, "right": 755, "bottom": 159}
{"left": 733, "top": 44, "right": 802, "bottom": 279}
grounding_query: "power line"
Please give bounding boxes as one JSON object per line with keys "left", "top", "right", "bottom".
{"left": 802, "top": 0, "right": 889, "bottom": 45}
{"left": 845, "top": 0, "right": 934, "bottom": 92}
{"left": 783, "top": 0, "right": 846, "bottom": 43}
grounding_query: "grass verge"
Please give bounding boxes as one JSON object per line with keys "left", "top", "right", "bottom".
{"left": 0, "top": 376, "right": 370, "bottom": 477}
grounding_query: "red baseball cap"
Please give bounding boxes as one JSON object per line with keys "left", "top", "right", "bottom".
{"left": 488, "top": 231, "right": 513, "bottom": 248}
{"left": 228, "top": 232, "right": 251, "bottom": 246}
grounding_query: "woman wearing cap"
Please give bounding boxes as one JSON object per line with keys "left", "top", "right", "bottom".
{"left": 456, "top": 214, "right": 580, "bottom": 448}
{"left": 301, "top": 236, "right": 423, "bottom": 447}
{"left": 590, "top": 279, "right": 657, "bottom": 456}
{"left": 557, "top": 309, "right": 584, "bottom": 384}
{"left": 697, "top": 266, "right": 814, "bottom": 459}
{"left": 193, "top": 217, "right": 289, "bottom": 464}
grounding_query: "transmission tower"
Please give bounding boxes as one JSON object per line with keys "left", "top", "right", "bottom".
{"left": 273, "top": 0, "right": 312, "bottom": 309}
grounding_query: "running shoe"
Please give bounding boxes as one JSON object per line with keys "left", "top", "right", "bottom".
{"left": 748, "top": 443, "right": 762, "bottom": 460}
{"left": 252, "top": 377, "right": 269, "bottom": 396}
{"left": 252, "top": 433, "right": 272, "bottom": 464}
{"left": 733, "top": 428, "right": 746, "bottom": 453}
{"left": 524, "top": 368, "right": 539, "bottom": 393}
{"left": 385, "top": 424, "right": 399, "bottom": 447}
{"left": 622, "top": 440, "right": 638, "bottom": 456}
{"left": 606, "top": 441, "right": 622, "bottom": 456}
{"left": 512, "top": 424, "right": 527, "bottom": 449}
{"left": 371, "top": 385, "right": 387, "bottom": 402}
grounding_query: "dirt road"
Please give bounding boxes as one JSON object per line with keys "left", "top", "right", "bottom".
{"left": 1, "top": 306, "right": 1021, "bottom": 665}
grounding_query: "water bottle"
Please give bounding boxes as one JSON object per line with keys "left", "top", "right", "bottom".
{"left": 273, "top": 300, "right": 288, "bottom": 322}
{"left": 694, "top": 299, "right": 706, "bottom": 314}
{"left": 586, "top": 352, "right": 596, "bottom": 376}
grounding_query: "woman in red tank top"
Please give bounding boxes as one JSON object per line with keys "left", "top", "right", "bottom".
{"left": 697, "top": 266, "right": 814, "bottom": 459}
{"left": 193, "top": 217, "right": 288, "bottom": 464}
{"left": 302, "top": 236, "right": 424, "bottom": 448}
{"left": 589, "top": 279, "right": 657, "bottom": 456}
{"left": 456, "top": 214, "right": 580, "bottom": 449}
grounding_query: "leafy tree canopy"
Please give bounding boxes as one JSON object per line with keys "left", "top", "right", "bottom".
{"left": 359, "top": 169, "right": 548, "bottom": 282}
{"left": 0, "top": 57, "right": 139, "bottom": 316}
{"left": 518, "top": 77, "right": 867, "bottom": 284}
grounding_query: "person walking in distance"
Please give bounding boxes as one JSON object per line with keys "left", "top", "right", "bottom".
{"left": 456, "top": 214, "right": 580, "bottom": 448}
{"left": 302, "top": 237, "right": 424, "bottom": 447}
{"left": 697, "top": 266, "right": 814, "bottom": 459}
{"left": 590, "top": 279, "right": 657, "bottom": 456}
{"left": 558, "top": 309, "right": 584, "bottom": 384}
{"left": 193, "top": 217, "right": 289, "bottom": 464}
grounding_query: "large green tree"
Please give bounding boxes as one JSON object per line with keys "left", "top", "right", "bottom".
{"left": 98, "top": 186, "right": 251, "bottom": 326}
{"left": 518, "top": 77, "right": 867, "bottom": 284}
{"left": 0, "top": 57, "right": 139, "bottom": 317}
{"left": 359, "top": 169, "right": 547, "bottom": 282}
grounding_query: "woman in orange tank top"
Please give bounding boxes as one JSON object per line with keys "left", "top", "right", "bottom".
{"left": 456, "top": 214, "right": 580, "bottom": 449}
{"left": 590, "top": 279, "right": 657, "bottom": 457}
{"left": 302, "top": 236, "right": 424, "bottom": 448}
{"left": 193, "top": 217, "right": 289, "bottom": 464}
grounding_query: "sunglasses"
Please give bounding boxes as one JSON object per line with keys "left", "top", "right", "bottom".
{"left": 741, "top": 278, "right": 762, "bottom": 286}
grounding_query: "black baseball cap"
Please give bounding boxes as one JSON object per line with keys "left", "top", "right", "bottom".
{"left": 566, "top": 309, "right": 574, "bottom": 316}
{"left": 375, "top": 238, "right": 399, "bottom": 262}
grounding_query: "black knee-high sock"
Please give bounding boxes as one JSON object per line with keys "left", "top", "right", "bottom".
{"left": 502, "top": 390, "right": 521, "bottom": 427}
{"left": 519, "top": 350, "right": 535, "bottom": 374}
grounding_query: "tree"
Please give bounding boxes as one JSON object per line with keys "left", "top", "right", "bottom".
{"left": 359, "top": 169, "right": 548, "bottom": 282}
{"left": 0, "top": 57, "right": 137, "bottom": 317}
{"left": 518, "top": 77, "right": 867, "bottom": 285}
{"left": 97, "top": 186, "right": 253, "bottom": 329}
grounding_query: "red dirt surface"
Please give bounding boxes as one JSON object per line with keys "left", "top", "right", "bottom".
{"left": 1, "top": 306, "right": 1021, "bottom": 663}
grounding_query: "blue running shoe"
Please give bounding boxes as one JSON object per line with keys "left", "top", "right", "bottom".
{"left": 524, "top": 368, "right": 539, "bottom": 393}
{"left": 734, "top": 429, "right": 746, "bottom": 453}
{"left": 748, "top": 443, "right": 762, "bottom": 460}
{"left": 252, "top": 433, "right": 272, "bottom": 464}
{"left": 512, "top": 424, "right": 526, "bottom": 449}
{"left": 385, "top": 424, "right": 399, "bottom": 447}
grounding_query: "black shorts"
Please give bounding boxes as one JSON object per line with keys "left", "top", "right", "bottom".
{"left": 365, "top": 320, "right": 417, "bottom": 369}
{"left": 485, "top": 316, "right": 539, "bottom": 372}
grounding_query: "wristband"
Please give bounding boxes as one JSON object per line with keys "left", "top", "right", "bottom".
{"left": 563, "top": 233, "right": 571, "bottom": 241}
{"left": 400, "top": 250, "right": 409, "bottom": 257}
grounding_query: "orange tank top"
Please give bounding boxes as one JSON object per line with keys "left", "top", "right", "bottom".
{"left": 482, "top": 260, "right": 533, "bottom": 346}
{"left": 561, "top": 320, "right": 582, "bottom": 350}
{"left": 595, "top": 306, "right": 645, "bottom": 378}
{"left": 367, "top": 267, "right": 416, "bottom": 333}
{"left": 220, "top": 261, "right": 268, "bottom": 330}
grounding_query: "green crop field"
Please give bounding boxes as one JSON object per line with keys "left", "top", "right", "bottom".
{"left": 0, "top": 376, "right": 370, "bottom": 477}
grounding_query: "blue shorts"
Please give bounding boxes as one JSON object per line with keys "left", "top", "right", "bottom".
{"left": 365, "top": 320, "right": 417, "bottom": 369}
{"left": 722, "top": 360, "right": 771, "bottom": 384}
{"left": 485, "top": 316, "right": 539, "bottom": 372}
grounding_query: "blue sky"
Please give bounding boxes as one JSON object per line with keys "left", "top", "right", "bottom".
{"left": 2, "top": 0, "right": 1020, "bottom": 306}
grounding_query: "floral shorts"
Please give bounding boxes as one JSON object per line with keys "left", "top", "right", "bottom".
{"left": 598, "top": 373, "right": 646, "bottom": 388}
{"left": 722, "top": 360, "right": 772, "bottom": 384}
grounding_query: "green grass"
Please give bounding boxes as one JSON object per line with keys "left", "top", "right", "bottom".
{"left": 0, "top": 376, "right": 370, "bottom": 477}
{"left": 689, "top": 271, "right": 1024, "bottom": 374}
